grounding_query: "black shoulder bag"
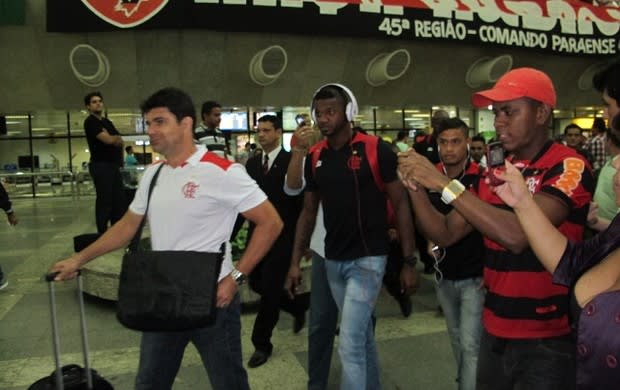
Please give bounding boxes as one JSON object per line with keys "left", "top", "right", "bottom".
{"left": 117, "top": 164, "right": 224, "bottom": 331}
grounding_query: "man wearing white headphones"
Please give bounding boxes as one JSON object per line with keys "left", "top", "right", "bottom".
{"left": 289, "top": 83, "right": 418, "bottom": 390}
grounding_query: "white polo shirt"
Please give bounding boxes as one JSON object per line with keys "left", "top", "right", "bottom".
{"left": 130, "top": 146, "right": 267, "bottom": 281}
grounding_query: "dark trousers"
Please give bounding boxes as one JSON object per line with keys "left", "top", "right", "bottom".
{"left": 249, "top": 246, "right": 309, "bottom": 353}
{"left": 135, "top": 295, "right": 249, "bottom": 390}
{"left": 476, "top": 329, "right": 576, "bottom": 390}
{"left": 89, "top": 162, "right": 126, "bottom": 233}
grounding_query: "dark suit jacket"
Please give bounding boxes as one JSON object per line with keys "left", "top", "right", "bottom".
{"left": 245, "top": 149, "right": 302, "bottom": 263}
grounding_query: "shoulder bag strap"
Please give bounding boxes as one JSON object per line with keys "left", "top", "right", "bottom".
{"left": 127, "top": 164, "right": 164, "bottom": 252}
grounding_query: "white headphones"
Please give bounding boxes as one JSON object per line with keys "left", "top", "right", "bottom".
{"left": 311, "top": 83, "right": 359, "bottom": 123}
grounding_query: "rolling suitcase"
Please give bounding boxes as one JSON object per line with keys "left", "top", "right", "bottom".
{"left": 28, "top": 272, "right": 113, "bottom": 389}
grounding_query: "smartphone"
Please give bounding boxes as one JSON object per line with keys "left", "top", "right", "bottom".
{"left": 486, "top": 141, "right": 505, "bottom": 186}
{"left": 295, "top": 114, "right": 306, "bottom": 126}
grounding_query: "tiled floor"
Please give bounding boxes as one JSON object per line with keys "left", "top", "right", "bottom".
{"left": 0, "top": 197, "right": 456, "bottom": 389}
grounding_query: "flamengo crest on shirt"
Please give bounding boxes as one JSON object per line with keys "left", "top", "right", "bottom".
{"left": 81, "top": 0, "right": 170, "bottom": 28}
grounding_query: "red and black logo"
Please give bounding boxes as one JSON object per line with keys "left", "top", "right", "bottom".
{"left": 81, "top": 0, "right": 169, "bottom": 28}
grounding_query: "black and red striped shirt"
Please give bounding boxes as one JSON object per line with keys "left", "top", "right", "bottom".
{"left": 477, "top": 141, "right": 594, "bottom": 339}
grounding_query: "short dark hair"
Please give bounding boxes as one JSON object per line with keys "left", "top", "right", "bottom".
{"left": 592, "top": 117, "right": 607, "bottom": 133}
{"left": 397, "top": 130, "right": 408, "bottom": 140}
{"left": 140, "top": 87, "right": 196, "bottom": 128}
{"left": 313, "top": 85, "right": 350, "bottom": 110}
{"left": 200, "top": 101, "right": 221, "bottom": 118}
{"left": 435, "top": 117, "right": 469, "bottom": 138}
{"left": 125, "top": 145, "right": 133, "bottom": 153}
{"left": 257, "top": 114, "right": 282, "bottom": 130}
{"left": 471, "top": 134, "right": 486, "bottom": 144}
{"left": 592, "top": 60, "right": 620, "bottom": 103}
{"left": 84, "top": 91, "right": 102, "bottom": 106}
{"left": 564, "top": 123, "right": 583, "bottom": 135}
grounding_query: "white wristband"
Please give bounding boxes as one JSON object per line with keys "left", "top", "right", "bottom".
{"left": 441, "top": 180, "right": 466, "bottom": 205}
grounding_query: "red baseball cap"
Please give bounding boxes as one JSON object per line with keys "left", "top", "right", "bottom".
{"left": 472, "top": 67, "right": 556, "bottom": 108}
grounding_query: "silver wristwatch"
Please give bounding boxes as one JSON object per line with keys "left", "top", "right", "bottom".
{"left": 230, "top": 267, "right": 247, "bottom": 286}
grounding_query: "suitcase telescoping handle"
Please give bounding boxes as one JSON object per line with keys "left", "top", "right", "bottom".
{"left": 45, "top": 271, "right": 94, "bottom": 390}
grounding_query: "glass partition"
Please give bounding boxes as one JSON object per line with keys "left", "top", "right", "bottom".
{"left": 70, "top": 137, "right": 90, "bottom": 172}
{"left": 3, "top": 114, "right": 30, "bottom": 138}
{"left": 356, "top": 106, "right": 375, "bottom": 133}
{"left": 457, "top": 107, "right": 474, "bottom": 132}
{"left": 0, "top": 139, "right": 32, "bottom": 172}
{"left": 30, "top": 110, "right": 68, "bottom": 138}
{"left": 68, "top": 110, "right": 89, "bottom": 136}
{"left": 404, "top": 107, "right": 430, "bottom": 132}
{"left": 32, "top": 138, "right": 71, "bottom": 171}
{"left": 375, "top": 107, "right": 403, "bottom": 133}
{"left": 106, "top": 109, "right": 144, "bottom": 135}
{"left": 5, "top": 103, "right": 606, "bottom": 197}
{"left": 282, "top": 106, "right": 311, "bottom": 131}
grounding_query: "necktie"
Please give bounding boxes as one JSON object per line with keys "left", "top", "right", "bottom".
{"left": 262, "top": 154, "right": 269, "bottom": 174}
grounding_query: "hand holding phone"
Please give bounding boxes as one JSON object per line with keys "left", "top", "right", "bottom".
{"left": 486, "top": 141, "right": 506, "bottom": 186}
{"left": 295, "top": 114, "right": 307, "bottom": 127}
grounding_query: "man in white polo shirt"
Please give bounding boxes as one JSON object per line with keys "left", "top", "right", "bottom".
{"left": 51, "top": 87, "right": 283, "bottom": 390}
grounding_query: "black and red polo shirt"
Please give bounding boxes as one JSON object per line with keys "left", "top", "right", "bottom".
{"left": 428, "top": 161, "right": 485, "bottom": 281}
{"left": 477, "top": 141, "right": 594, "bottom": 339}
{"left": 304, "top": 132, "right": 397, "bottom": 261}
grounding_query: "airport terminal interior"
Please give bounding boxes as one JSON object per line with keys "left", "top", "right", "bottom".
{"left": 1, "top": 1, "right": 619, "bottom": 389}
{"left": 0, "top": 196, "right": 455, "bottom": 389}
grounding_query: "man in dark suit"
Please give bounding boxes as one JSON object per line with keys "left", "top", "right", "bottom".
{"left": 245, "top": 115, "right": 306, "bottom": 368}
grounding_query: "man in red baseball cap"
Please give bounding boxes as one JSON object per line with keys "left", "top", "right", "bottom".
{"left": 399, "top": 67, "right": 594, "bottom": 389}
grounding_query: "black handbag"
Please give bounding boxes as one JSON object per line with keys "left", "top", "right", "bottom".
{"left": 117, "top": 165, "right": 224, "bottom": 332}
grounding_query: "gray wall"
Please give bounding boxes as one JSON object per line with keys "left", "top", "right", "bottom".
{"left": 0, "top": 1, "right": 605, "bottom": 112}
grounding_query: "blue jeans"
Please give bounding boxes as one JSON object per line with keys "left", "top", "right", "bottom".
{"left": 325, "top": 256, "right": 386, "bottom": 390}
{"left": 434, "top": 277, "right": 484, "bottom": 390}
{"left": 308, "top": 252, "right": 339, "bottom": 390}
{"left": 135, "top": 294, "right": 249, "bottom": 390}
{"left": 476, "top": 329, "right": 576, "bottom": 390}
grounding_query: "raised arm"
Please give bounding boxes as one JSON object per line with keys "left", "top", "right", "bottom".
{"left": 449, "top": 184, "right": 568, "bottom": 254}
{"left": 405, "top": 185, "right": 473, "bottom": 247}
{"left": 399, "top": 152, "right": 473, "bottom": 247}
{"left": 284, "top": 124, "right": 315, "bottom": 194}
{"left": 399, "top": 150, "right": 569, "bottom": 253}
{"left": 493, "top": 161, "right": 568, "bottom": 273}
